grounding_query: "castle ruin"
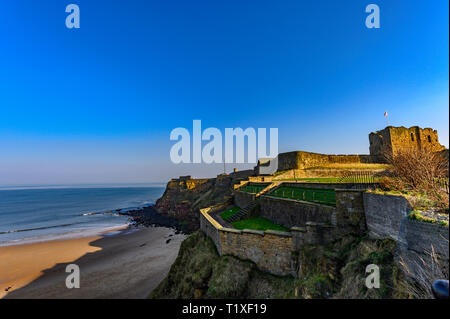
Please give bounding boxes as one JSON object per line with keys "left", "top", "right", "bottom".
{"left": 369, "top": 126, "right": 446, "bottom": 159}
{"left": 253, "top": 126, "right": 447, "bottom": 175}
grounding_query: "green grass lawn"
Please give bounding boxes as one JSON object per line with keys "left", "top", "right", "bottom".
{"left": 268, "top": 186, "right": 336, "bottom": 206}
{"left": 220, "top": 206, "right": 240, "bottom": 221}
{"left": 238, "top": 185, "right": 267, "bottom": 194}
{"left": 232, "top": 217, "right": 290, "bottom": 232}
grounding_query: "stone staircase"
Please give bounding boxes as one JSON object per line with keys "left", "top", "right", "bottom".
{"left": 227, "top": 202, "right": 257, "bottom": 223}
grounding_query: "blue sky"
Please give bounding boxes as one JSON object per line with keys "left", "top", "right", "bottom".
{"left": 0, "top": 0, "right": 448, "bottom": 184}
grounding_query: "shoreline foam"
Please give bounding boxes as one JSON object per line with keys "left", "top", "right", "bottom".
{"left": 0, "top": 223, "right": 130, "bottom": 247}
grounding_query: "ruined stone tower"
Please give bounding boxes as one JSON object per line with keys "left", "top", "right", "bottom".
{"left": 369, "top": 126, "right": 446, "bottom": 159}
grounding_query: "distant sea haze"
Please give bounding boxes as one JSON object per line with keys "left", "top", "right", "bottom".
{"left": 0, "top": 185, "right": 166, "bottom": 245}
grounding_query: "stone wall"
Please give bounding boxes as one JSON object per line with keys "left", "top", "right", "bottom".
{"left": 335, "top": 190, "right": 367, "bottom": 235}
{"left": 277, "top": 151, "right": 376, "bottom": 171}
{"left": 259, "top": 186, "right": 369, "bottom": 232}
{"left": 248, "top": 176, "right": 274, "bottom": 183}
{"left": 220, "top": 228, "right": 294, "bottom": 276}
{"left": 363, "top": 192, "right": 449, "bottom": 253}
{"left": 259, "top": 195, "right": 335, "bottom": 228}
{"left": 234, "top": 191, "right": 256, "bottom": 208}
{"left": 201, "top": 190, "right": 449, "bottom": 282}
{"left": 397, "top": 219, "right": 449, "bottom": 285}
{"left": 199, "top": 206, "right": 223, "bottom": 251}
{"left": 363, "top": 192, "right": 411, "bottom": 241}
{"left": 291, "top": 222, "right": 338, "bottom": 249}
{"left": 401, "top": 219, "right": 449, "bottom": 258}
{"left": 199, "top": 207, "right": 295, "bottom": 276}
{"left": 363, "top": 192, "right": 449, "bottom": 286}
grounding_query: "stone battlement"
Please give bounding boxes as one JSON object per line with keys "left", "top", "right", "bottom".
{"left": 369, "top": 126, "right": 445, "bottom": 159}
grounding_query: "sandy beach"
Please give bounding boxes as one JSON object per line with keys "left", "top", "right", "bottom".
{"left": 0, "top": 226, "right": 185, "bottom": 299}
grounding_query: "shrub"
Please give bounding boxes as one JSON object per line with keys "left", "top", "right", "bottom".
{"left": 382, "top": 148, "right": 449, "bottom": 210}
{"left": 384, "top": 148, "right": 448, "bottom": 190}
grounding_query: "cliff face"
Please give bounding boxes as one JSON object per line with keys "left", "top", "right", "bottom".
{"left": 150, "top": 231, "right": 413, "bottom": 299}
{"left": 155, "top": 175, "right": 241, "bottom": 232}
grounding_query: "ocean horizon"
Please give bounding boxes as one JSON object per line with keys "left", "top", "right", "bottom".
{"left": 0, "top": 185, "right": 166, "bottom": 246}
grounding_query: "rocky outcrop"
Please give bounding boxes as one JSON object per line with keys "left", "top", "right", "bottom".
{"left": 154, "top": 174, "right": 249, "bottom": 232}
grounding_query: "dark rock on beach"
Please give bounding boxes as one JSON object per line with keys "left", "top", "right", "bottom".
{"left": 121, "top": 205, "right": 187, "bottom": 234}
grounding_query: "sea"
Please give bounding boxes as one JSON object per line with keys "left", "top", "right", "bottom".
{"left": 0, "top": 184, "right": 166, "bottom": 246}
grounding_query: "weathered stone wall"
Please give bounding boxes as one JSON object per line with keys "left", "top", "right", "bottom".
{"left": 363, "top": 193, "right": 411, "bottom": 241}
{"left": 199, "top": 207, "right": 223, "bottom": 252}
{"left": 202, "top": 190, "right": 449, "bottom": 282}
{"left": 363, "top": 192, "right": 449, "bottom": 252}
{"left": 200, "top": 206, "right": 295, "bottom": 276}
{"left": 363, "top": 192, "right": 449, "bottom": 287}
{"left": 396, "top": 219, "right": 449, "bottom": 286}
{"left": 220, "top": 228, "right": 294, "bottom": 276}
{"left": 335, "top": 190, "right": 367, "bottom": 235}
{"left": 401, "top": 219, "right": 449, "bottom": 258}
{"left": 259, "top": 195, "right": 335, "bottom": 228}
{"left": 291, "top": 222, "right": 338, "bottom": 249}
{"left": 248, "top": 176, "right": 274, "bottom": 183}
{"left": 277, "top": 151, "right": 376, "bottom": 171}
{"left": 234, "top": 191, "right": 256, "bottom": 208}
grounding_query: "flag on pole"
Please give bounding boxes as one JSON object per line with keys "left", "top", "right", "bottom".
{"left": 384, "top": 110, "right": 389, "bottom": 126}
{"left": 384, "top": 111, "right": 388, "bottom": 117}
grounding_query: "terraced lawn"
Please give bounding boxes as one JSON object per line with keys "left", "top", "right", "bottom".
{"left": 238, "top": 185, "right": 267, "bottom": 194}
{"left": 232, "top": 217, "right": 290, "bottom": 232}
{"left": 220, "top": 206, "right": 240, "bottom": 221}
{"left": 268, "top": 186, "right": 336, "bottom": 206}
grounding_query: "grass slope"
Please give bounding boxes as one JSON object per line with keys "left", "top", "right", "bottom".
{"left": 220, "top": 206, "right": 240, "bottom": 221}
{"left": 231, "top": 217, "right": 290, "bottom": 232}
{"left": 269, "top": 186, "right": 336, "bottom": 206}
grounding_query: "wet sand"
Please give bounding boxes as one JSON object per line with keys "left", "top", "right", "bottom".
{"left": 0, "top": 226, "right": 185, "bottom": 299}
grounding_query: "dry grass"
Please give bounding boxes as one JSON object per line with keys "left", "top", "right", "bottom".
{"left": 397, "top": 243, "right": 449, "bottom": 299}
{"left": 380, "top": 148, "right": 449, "bottom": 210}
{"left": 383, "top": 148, "right": 448, "bottom": 191}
